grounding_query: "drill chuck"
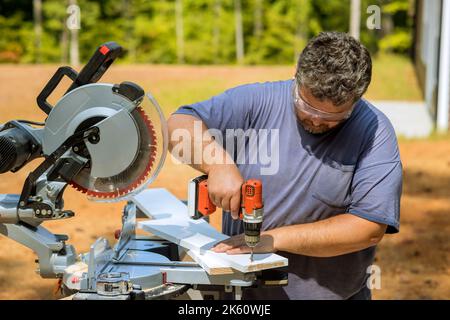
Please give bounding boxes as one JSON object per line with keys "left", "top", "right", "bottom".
{"left": 241, "top": 180, "right": 264, "bottom": 249}
{"left": 243, "top": 207, "right": 263, "bottom": 247}
{"left": 243, "top": 224, "right": 262, "bottom": 247}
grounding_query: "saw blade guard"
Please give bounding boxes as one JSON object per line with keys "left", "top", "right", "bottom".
{"left": 84, "top": 92, "right": 168, "bottom": 202}
{"left": 41, "top": 83, "right": 168, "bottom": 202}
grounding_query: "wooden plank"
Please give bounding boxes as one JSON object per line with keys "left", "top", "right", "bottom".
{"left": 132, "top": 189, "right": 288, "bottom": 274}
{"left": 132, "top": 188, "right": 187, "bottom": 219}
{"left": 187, "top": 248, "right": 287, "bottom": 274}
{"left": 187, "top": 249, "right": 234, "bottom": 275}
{"left": 133, "top": 189, "right": 228, "bottom": 251}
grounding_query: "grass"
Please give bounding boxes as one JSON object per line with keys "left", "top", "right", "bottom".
{"left": 398, "top": 130, "right": 450, "bottom": 142}
{"left": 97, "top": 52, "right": 424, "bottom": 117}
{"left": 366, "top": 53, "right": 423, "bottom": 101}
{"left": 1, "top": 52, "right": 421, "bottom": 119}
{"left": 158, "top": 53, "right": 423, "bottom": 114}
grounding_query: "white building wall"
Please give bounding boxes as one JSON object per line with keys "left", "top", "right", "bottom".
{"left": 420, "top": 0, "right": 441, "bottom": 116}
{"left": 437, "top": 0, "right": 450, "bottom": 131}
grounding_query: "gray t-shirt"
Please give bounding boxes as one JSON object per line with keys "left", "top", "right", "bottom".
{"left": 173, "top": 79, "right": 402, "bottom": 300}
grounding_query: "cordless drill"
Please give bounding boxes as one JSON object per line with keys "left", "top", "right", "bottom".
{"left": 188, "top": 175, "right": 264, "bottom": 261}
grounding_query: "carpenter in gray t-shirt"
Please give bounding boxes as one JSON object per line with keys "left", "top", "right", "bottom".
{"left": 173, "top": 79, "right": 402, "bottom": 300}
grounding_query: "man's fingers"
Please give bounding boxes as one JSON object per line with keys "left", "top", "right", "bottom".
{"left": 230, "top": 194, "right": 241, "bottom": 220}
{"left": 221, "top": 196, "right": 232, "bottom": 212}
{"left": 226, "top": 246, "right": 250, "bottom": 255}
{"left": 210, "top": 193, "right": 221, "bottom": 208}
{"left": 212, "top": 236, "right": 242, "bottom": 252}
{"left": 212, "top": 243, "right": 233, "bottom": 252}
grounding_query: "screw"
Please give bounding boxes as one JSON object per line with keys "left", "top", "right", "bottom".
{"left": 41, "top": 209, "right": 47, "bottom": 215}
{"left": 19, "top": 201, "right": 25, "bottom": 207}
{"left": 36, "top": 209, "right": 40, "bottom": 214}
{"left": 88, "top": 134, "right": 100, "bottom": 144}
{"left": 73, "top": 146, "right": 79, "bottom": 152}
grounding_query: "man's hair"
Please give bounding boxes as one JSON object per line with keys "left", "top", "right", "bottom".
{"left": 295, "top": 31, "right": 372, "bottom": 107}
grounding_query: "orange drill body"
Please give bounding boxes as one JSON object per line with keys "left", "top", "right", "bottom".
{"left": 241, "top": 179, "right": 263, "bottom": 217}
{"left": 241, "top": 180, "right": 264, "bottom": 253}
{"left": 197, "top": 179, "right": 216, "bottom": 217}
{"left": 189, "top": 175, "right": 216, "bottom": 219}
{"left": 189, "top": 176, "right": 264, "bottom": 258}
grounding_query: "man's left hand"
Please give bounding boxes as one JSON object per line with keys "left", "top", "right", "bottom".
{"left": 211, "top": 232, "right": 276, "bottom": 255}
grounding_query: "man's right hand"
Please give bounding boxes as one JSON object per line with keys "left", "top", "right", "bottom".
{"left": 206, "top": 164, "right": 244, "bottom": 220}
{"left": 168, "top": 114, "right": 244, "bottom": 219}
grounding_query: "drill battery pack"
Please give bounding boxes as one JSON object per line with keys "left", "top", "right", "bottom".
{"left": 188, "top": 175, "right": 217, "bottom": 219}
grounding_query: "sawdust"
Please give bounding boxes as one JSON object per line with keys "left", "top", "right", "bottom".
{"left": 0, "top": 65, "right": 448, "bottom": 300}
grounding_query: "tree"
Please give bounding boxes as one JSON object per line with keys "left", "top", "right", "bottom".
{"left": 234, "top": 0, "right": 244, "bottom": 64}
{"left": 175, "top": 0, "right": 184, "bottom": 64}
{"left": 254, "top": 0, "right": 263, "bottom": 39}
{"left": 0, "top": 0, "right": 415, "bottom": 65}
{"left": 68, "top": 0, "right": 79, "bottom": 67}
{"left": 212, "top": 0, "right": 221, "bottom": 63}
{"left": 123, "top": 0, "right": 136, "bottom": 63}
{"left": 33, "top": 0, "right": 42, "bottom": 63}
{"left": 349, "top": 0, "right": 361, "bottom": 40}
{"left": 294, "top": 0, "right": 311, "bottom": 62}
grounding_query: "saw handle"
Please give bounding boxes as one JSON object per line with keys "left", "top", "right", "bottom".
{"left": 37, "top": 66, "right": 78, "bottom": 115}
{"left": 36, "top": 42, "right": 123, "bottom": 115}
{"left": 66, "top": 42, "right": 122, "bottom": 92}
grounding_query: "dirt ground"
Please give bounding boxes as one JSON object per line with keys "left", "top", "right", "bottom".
{"left": 0, "top": 65, "right": 448, "bottom": 300}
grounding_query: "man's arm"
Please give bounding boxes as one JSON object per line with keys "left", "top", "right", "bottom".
{"left": 168, "top": 114, "right": 244, "bottom": 217}
{"left": 212, "top": 213, "right": 387, "bottom": 257}
{"left": 169, "top": 114, "right": 388, "bottom": 258}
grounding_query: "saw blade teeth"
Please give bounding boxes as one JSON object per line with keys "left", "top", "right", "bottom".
{"left": 69, "top": 181, "right": 88, "bottom": 194}
{"left": 69, "top": 104, "right": 159, "bottom": 200}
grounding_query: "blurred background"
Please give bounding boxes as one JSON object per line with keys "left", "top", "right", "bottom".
{"left": 0, "top": 0, "right": 448, "bottom": 299}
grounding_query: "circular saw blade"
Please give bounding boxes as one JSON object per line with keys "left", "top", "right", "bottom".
{"left": 69, "top": 106, "right": 157, "bottom": 199}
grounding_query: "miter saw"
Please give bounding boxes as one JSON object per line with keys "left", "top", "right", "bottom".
{"left": 0, "top": 42, "right": 287, "bottom": 300}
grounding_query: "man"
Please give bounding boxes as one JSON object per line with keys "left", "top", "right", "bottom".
{"left": 168, "top": 31, "right": 402, "bottom": 300}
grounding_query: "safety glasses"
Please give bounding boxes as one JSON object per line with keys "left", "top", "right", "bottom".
{"left": 292, "top": 83, "right": 355, "bottom": 122}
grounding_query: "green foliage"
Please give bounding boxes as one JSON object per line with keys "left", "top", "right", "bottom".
{"left": 0, "top": 13, "right": 27, "bottom": 62}
{"left": 0, "top": 0, "right": 415, "bottom": 64}
{"left": 380, "top": 0, "right": 413, "bottom": 54}
{"left": 379, "top": 29, "right": 411, "bottom": 53}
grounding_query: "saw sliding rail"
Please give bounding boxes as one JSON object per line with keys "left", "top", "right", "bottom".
{"left": 35, "top": 200, "right": 256, "bottom": 300}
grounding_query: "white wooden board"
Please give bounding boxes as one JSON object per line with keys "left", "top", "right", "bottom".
{"left": 187, "top": 249, "right": 234, "bottom": 275}
{"left": 132, "top": 188, "right": 288, "bottom": 274}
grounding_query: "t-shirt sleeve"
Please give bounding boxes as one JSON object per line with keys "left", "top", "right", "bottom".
{"left": 347, "top": 117, "right": 403, "bottom": 234}
{"left": 172, "top": 83, "right": 259, "bottom": 131}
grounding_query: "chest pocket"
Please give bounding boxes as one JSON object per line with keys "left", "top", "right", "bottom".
{"left": 312, "top": 156, "right": 356, "bottom": 209}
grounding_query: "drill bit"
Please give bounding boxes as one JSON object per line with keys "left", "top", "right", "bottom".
{"left": 250, "top": 248, "right": 254, "bottom": 262}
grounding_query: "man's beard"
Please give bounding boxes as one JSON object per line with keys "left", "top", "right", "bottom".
{"left": 299, "top": 119, "right": 332, "bottom": 134}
